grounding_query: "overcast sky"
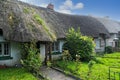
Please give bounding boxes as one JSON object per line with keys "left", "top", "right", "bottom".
{"left": 19, "top": 0, "right": 120, "bottom": 21}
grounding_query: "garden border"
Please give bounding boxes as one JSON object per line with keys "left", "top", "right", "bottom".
{"left": 51, "top": 67, "right": 81, "bottom": 80}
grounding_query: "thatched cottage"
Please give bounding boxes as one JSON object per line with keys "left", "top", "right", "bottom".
{"left": 0, "top": 0, "right": 119, "bottom": 66}
{"left": 96, "top": 17, "right": 120, "bottom": 48}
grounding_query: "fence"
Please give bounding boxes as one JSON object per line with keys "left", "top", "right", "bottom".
{"left": 108, "top": 67, "right": 120, "bottom": 80}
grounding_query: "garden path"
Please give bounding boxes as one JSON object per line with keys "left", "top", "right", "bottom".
{"left": 40, "top": 66, "right": 75, "bottom": 80}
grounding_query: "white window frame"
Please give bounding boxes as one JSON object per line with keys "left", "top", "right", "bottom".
{"left": 0, "top": 42, "right": 10, "bottom": 57}
{"left": 95, "top": 39, "right": 101, "bottom": 49}
{"left": 52, "top": 41, "right": 60, "bottom": 52}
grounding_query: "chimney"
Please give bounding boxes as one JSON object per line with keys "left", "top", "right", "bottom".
{"left": 47, "top": 3, "right": 54, "bottom": 10}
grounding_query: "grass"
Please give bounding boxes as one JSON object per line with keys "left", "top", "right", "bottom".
{"left": 0, "top": 67, "right": 38, "bottom": 80}
{"left": 103, "top": 52, "right": 120, "bottom": 58}
{"left": 54, "top": 52, "right": 120, "bottom": 80}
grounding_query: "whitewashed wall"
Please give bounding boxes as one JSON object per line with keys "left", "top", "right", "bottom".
{"left": 40, "top": 44, "right": 45, "bottom": 62}
{"left": 0, "top": 36, "right": 21, "bottom": 66}
{"left": 94, "top": 37, "right": 105, "bottom": 52}
{"left": 106, "top": 33, "right": 118, "bottom": 47}
{"left": 59, "top": 40, "right": 65, "bottom": 52}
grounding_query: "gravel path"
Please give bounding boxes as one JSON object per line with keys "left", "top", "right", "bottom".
{"left": 40, "top": 66, "right": 75, "bottom": 80}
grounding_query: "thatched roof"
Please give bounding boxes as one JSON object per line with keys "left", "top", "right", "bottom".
{"left": 96, "top": 17, "right": 120, "bottom": 34}
{"left": 0, "top": 0, "right": 110, "bottom": 42}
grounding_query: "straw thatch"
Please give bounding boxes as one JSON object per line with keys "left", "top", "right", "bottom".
{"left": 0, "top": 0, "right": 110, "bottom": 42}
{"left": 96, "top": 17, "right": 120, "bottom": 34}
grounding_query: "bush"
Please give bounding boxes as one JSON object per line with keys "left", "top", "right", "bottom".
{"left": 20, "top": 41, "right": 42, "bottom": 73}
{"left": 62, "top": 50, "right": 72, "bottom": 61}
{"left": 63, "top": 28, "right": 95, "bottom": 61}
{"left": 105, "top": 46, "right": 113, "bottom": 53}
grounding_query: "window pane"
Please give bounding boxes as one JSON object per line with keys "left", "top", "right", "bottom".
{"left": 55, "top": 42, "right": 59, "bottom": 51}
{"left": 52, "top": 41, "right": 59, "bottom": 52}
{"left": 52, "top": 43, "right": 54, "bottom": 51}
{"left": 0, "top": 44, "right": 2, "bottom": 55}
{"left": 95, "top": 39, "right": 100, "bottom": 49}
{"left": 4, "top": 43, "right": 9, "bottom": 55}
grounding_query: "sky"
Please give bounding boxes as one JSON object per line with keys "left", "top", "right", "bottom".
{"left": 19, "top": 0, "right": 120, "bottom": 21}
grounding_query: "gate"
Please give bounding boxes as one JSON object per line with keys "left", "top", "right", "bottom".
{"left": 108, "top": 67, "right": 120, "bottom": 80}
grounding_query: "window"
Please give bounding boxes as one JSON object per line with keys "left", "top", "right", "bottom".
{"left": 0, "top": 29, "right": 3, "bottom": 36}
{"left": 95, "top": 39, "right": 101, "bottom": 49}
{"left": 0, "top": 44, "right": 2, "bottom": 55}
{"left": 0, "top": 43, "right": 10, "bottom": 56}
{"left": 52, "top": 41, "right": 59, "bottom": 52}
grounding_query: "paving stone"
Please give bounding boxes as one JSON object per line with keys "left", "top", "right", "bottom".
{"left": 40, "top": 66, "right": 75, "bottom": 80}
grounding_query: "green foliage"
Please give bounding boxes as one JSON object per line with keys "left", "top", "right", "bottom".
{"left": 21, "top": 41, "right": 42, "bottom": 73}
{"left": 103, "top": 52, "right": 120, "bottom": 58}
{"left": 62, "top": 50, "right": 72, "bottom": 61}
{"left": 33, "top": 14, "right": 56, "bottom": 41}
{"left": 63, "top": 27, "right": 95, "bottom": 61}
{"left": 86, "top": 60, "right": 95, "bottom": 80}
{"left": 47, "top": 61, "right": 52, "bottom": 68}
{"left": 105, "top": 46, "right": 113, "bottom": 53}
{"left": 54, "top": 53, "right": 120, "bottom": 80}
{"left": 8, "top": 12, "right": 20, "bottom": 28}
{"left": 0, "top": 68, "right": 37, "bottom": 80}
{"left": 23, "top": 7, "right": 30, "bottom": 14}
{"left": 34, "top": 14, "right": 44, "bottom": 25}
{"left": 88, "top": 60, "right": 95, "bottom": 69}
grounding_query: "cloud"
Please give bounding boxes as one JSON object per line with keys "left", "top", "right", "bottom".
{"left": 60, "top": 0, "right": 73, "bottom": 10}
{"left": 39, "top": 3, "right": 48, "bottom": 8}
{"left": 74, "top": 3, "right": 84, "bottom": 9}
{"left": 19, "top": 0, "right": 84, "bottom": 14}
{"left": 58, "top": 0, "right": 84, "bottom": 14}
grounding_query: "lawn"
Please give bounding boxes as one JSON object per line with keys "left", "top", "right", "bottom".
{"left": 0, "top": 67, "right": 38, "bottom": 80}
{"left": 54, "top": 52, "right": 120, "bottom": 80}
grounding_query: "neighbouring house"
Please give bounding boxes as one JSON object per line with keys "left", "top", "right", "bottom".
{"left": 0, "top": 0, "right": 116, "bottom": 66}
{"left": 95, "top": 17, "right": 120, "bottom": 50}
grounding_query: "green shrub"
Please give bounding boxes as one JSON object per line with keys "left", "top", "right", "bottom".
{"left": 47, "top": 61, "right": 52, "bottom": 68}
{"left": 105, "top": 46, "right": 113, "bottom": 53}
{"left": 63, "top": 28, "right": 95, "bottom": 61}
{"left": 62, "top": 50, "right": 72, "bottom": 61}
{"left": 20, "top": 41, "right": 42, "bottom": 74}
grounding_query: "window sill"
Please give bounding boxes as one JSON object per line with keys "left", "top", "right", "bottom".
{"left": 0, "top": 56, "right": 13, "bottom": 60}
{"left": 52, "top": 52, "right": 61, "bottom": 55}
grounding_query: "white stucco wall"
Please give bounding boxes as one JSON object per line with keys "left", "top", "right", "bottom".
{"left": 40, "top": 44, "right": 45, "bottom": 62}
{"left": 59, "top": 40, "right": 65, "bottom": 52}
{"left": 52, "top": 54, "right": 62, "bottom": 60}
{"left": 106, "top": 34, "right": 118, "bottom": 47}
{"left": 8, "top": 42, "right": 21, "bottom": 66}
{"left": 0, "top": 36, "right": 21, "bottom": 66}
{"left": 0, "top": 36, "right": 6, "bottom": 42}
{"left": 94, "top": 37, "right": 105, "bottom": 52}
